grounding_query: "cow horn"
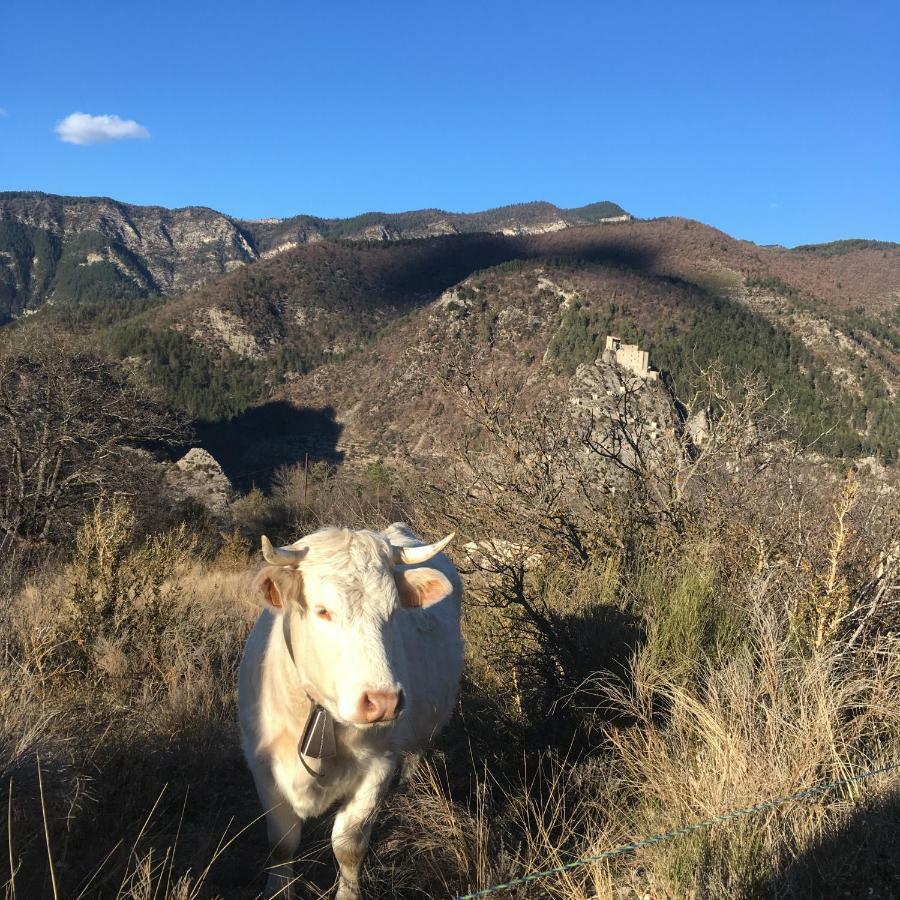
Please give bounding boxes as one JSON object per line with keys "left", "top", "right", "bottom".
{"left": 392, "top": 532, "right": 455, "bottom": 565}
{"left": 261, "top": 535, "right": 308, "bottom": 566}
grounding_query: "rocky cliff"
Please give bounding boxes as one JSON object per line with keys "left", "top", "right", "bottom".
{"left": 0, "top": 192, "right": 259, "bottom": 320}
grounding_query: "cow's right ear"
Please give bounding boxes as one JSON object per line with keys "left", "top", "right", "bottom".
{"left": 252, "top": 566, "right": 304, "bottom": 614}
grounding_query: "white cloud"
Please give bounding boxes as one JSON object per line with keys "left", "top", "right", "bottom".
{"left": 55, "top": 111, "right": 149, "bottom": 145}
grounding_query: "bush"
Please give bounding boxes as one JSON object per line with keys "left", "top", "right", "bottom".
{"left": 0, "top": 331, "right": 184, "bottom": 545}
{"left": 61, "top": 496, "right": 202, "bottom": 679}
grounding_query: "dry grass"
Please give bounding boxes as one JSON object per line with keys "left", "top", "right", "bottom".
{"left": 1, "top": 447, "right": 898, "bottom": 899}
{"left": 606, "top": 597, "right": 900, "bottom": 898}
{"left": 1, "top": 506, "right": 258, "bottom": 899}
{"left": 373, "top": 534, "right": 897, "bottom": 900}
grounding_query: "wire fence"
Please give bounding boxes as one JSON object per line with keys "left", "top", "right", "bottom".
{"left": 452, "top": 758, "right": 900, "bottom": 899}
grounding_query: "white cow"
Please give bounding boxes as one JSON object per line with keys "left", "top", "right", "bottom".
{"left": 238, "top": 523, "right": 464, "bottom": 899}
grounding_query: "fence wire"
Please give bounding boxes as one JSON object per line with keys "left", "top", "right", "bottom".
{"left": 453, "top": 759, "right": 900, "bottom": 899}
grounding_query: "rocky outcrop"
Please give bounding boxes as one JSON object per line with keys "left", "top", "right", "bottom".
{"left": 165, "top": 448, "right": 233, "bottom": 515}
{"left": 189, "top": 306, "right": 263, "bottom": 358}
{"left": 569, "top": 351, "right": 681, "bottom": 472}
{"left": 499, "top": 218, "right": 570, "bottom": 236}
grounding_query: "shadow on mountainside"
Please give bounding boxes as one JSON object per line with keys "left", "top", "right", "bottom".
{"left": 396, "top": 230, "right": 663, "bottom": 300}
{"left": 170, "top": 230, "right": 663, "bottom": 326}
{"left": 300, "top": 230, "right": 664, "bottom": 314}
{"left": 196, "top": 400, "right": 344, "bottom": 492}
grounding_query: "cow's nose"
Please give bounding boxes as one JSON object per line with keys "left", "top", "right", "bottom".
{"left": 358, "top": 689, "right": 401, "bottom": 723}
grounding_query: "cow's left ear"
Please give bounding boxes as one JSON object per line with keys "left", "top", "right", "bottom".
{"left": 395, "top": 567, "right": 453, "bottom": 609}
{"left": 253, "top": 565, "right": 304, "bottom": 614}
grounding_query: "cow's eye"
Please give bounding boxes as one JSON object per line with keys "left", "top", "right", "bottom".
{"left": 315, "top": 607, "right": 332, "bottom": 621}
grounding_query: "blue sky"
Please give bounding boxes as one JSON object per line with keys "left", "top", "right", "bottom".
{"left": 1, "top": 0, "right": 897, "bottom": 246}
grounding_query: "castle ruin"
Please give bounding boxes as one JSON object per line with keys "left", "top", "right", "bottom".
{"left": 602, "top": 335, "right": 659, "bottom": 381}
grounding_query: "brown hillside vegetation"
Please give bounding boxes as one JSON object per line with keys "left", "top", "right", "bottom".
{"left": 70, "top": 216, "right": 896, "bottom": 458}
{"left": 153, "top": 217, "right": 900, "bottom": 340}
{"left": 152, "top": 232, "right": 531, "bottom": 353}
{"left": 95, "top": 217, "right": 900, "bottom": 364}
{"left": 526, "top": 218, "right": 900, "bottom": 314}
{"left": 274, "top": 231, "right": 899, "bottom": 461}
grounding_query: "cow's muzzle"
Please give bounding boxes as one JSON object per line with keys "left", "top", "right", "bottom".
{"left": 350, "top": 688, "right": 404, "bottom": 724}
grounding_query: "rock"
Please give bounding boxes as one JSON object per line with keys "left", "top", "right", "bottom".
{"left": 569, "top": 349, "right": 682, "bottom": 474}
{"left": 686, "top": 409, "right": 710, "bottom": 446}
{"left": 166, "top": 448, "right": 233, "bottom": 515}
{"left": 191, "top": 306, "right": 262, "bottom": 358}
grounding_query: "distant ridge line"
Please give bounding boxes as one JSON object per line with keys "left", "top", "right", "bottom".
{"left": 0, "top": 190, "right": 629, "bottom": 229}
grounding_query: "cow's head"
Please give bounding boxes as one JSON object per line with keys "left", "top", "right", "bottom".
{"left": 252, "top": 527, "right": 455, "bottom": 727}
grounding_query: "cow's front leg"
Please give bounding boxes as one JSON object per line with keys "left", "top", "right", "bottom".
{"left": 331, "top": 756, "right": 397, "bottom": 900}
{"left": 250, "top": 763, "right": 303, "bottom": 899}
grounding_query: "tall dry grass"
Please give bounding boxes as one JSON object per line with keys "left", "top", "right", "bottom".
{"left": 1, "top": 444, "right": 898, "bottom": 898}
{"left": 1, "top": 500, "right": 259, "bottom": 899}
{"left": 367, "top": 516, "right": 899, "bottom": 900}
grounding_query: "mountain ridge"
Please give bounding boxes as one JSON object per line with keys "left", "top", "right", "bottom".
{"left": 0, "top": 191, "right": 629, "bottom": 321}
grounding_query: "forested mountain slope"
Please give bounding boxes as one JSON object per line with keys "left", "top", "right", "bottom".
{"left": 0, "top": 192, "right": 258, "bottom": 320}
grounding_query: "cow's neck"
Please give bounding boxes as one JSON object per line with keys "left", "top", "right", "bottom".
{"left": 279, "top": 610, "right": 393, "bottom": 766}
{"left": 281, "top": 610, "right": 320, "bottom": 699}
{"left": 281, "top": 610, "right": 340, "bottom": 774}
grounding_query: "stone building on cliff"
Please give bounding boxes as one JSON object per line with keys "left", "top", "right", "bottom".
{"left": 602, "top": 335, "right": 659, "bottom": 381}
